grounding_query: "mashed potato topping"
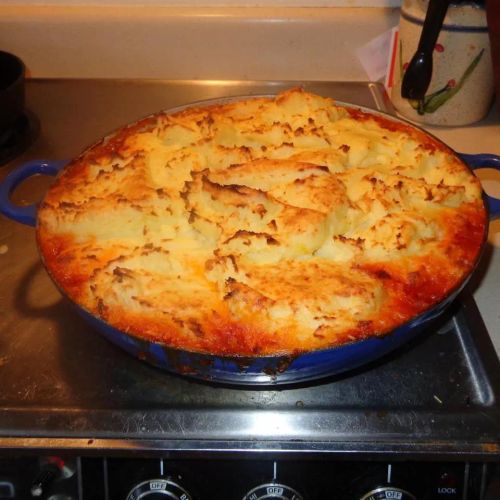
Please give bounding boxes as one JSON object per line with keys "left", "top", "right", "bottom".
{"left": 37, "top": 89, "right": 486, "bottom": 355}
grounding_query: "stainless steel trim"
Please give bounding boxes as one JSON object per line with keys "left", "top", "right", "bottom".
{"left": 0, "top": 437, "right": 498, "bottom": 458}
{"left": 479, "top": 463, "right": 488, "bottom": 500}
{"left": 76, "top": 457, "right": 83, "bottom": 500}
{"left": 463, "top": 462, "right": 469, "bottom": 500}
{"left": 368, "top": 82, "right": 396, "bottom": 114}
{"left": 103, "top": 457, "right": 109, "bottom": 500}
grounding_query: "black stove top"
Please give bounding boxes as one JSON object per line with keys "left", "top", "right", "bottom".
{"left": 0, "top": 80, "right": 498, "bottom": 461}
{"left": 0, "top": 289, "right": 498, "bottom": 458}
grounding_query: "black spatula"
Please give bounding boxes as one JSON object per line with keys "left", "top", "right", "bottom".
{"left": 401, "top": 0, "right": 451, "bottom": 100}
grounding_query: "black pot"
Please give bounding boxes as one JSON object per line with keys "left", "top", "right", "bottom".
{"left": 0, "top": 51, "right": 25, "bottom": 145}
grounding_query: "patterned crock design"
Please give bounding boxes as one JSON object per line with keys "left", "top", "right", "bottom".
{"left": 398, "top": 40, "right": 485, "bottom": 115}
{"left": 391, "top": 0, "right": 493, "bottom": 126}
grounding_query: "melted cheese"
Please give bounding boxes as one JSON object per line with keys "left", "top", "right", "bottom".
{"left": 37, "top": 88, "right": 487, "bottom": 356}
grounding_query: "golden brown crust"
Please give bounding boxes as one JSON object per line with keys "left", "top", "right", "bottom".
{"left": 36, "top": 88, "right": 487, "bottom": 356}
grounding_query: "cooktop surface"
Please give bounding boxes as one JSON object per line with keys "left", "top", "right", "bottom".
{"left": 0, "top": 80, "right": 498, "bottom": 458}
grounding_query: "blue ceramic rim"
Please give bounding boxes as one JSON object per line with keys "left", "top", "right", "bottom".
{"left": 0, "top": 160, "right": 67, "bottom": 226}
{"left": 72, "top": 284, "right": 460, "bottom": 386}
{"left": 458, "top": 153, "right": 500, "bottom": 220}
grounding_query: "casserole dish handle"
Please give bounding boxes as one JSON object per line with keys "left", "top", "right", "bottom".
{"left": 459, "top": 153, "right": 500, "bottom": 220}
{"left": 0, "top": 160, "right": 67, "bottom": 226}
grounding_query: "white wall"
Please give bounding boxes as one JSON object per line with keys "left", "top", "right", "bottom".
{"left": 0, "top": 4, "right": 400, "bottom": 79}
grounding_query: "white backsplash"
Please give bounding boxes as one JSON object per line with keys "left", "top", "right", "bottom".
{"left": 0, "top": 5, "right": 399, "bottom": 80}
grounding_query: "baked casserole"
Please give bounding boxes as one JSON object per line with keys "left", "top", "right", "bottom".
{"left": 37, "top": 89, "right": 487, "bottom": 356}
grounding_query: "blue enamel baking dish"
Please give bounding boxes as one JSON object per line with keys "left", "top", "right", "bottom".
{"left": 0, "top": 101, "right": 499, "bottom": 386}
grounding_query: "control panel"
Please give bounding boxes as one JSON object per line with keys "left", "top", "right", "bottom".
{"left": 0, "top": 457, "right": 496, "bottom": 499}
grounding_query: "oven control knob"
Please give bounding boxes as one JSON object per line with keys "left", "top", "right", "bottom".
{"left": 358, "top": 486, "right": 417, "bottom": 500}
{"left": 242, "top": 482, "right": 303, "bottom": 500}
{"left": 125, "top": 478, "right": 193, "bottom": 500}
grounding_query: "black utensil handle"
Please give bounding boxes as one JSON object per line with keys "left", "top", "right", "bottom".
{"left": 400, "top": 0, "right": 451, "bottom": 99}
{"left": 418, "top": 0, "right": 451, "bottom": 53}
